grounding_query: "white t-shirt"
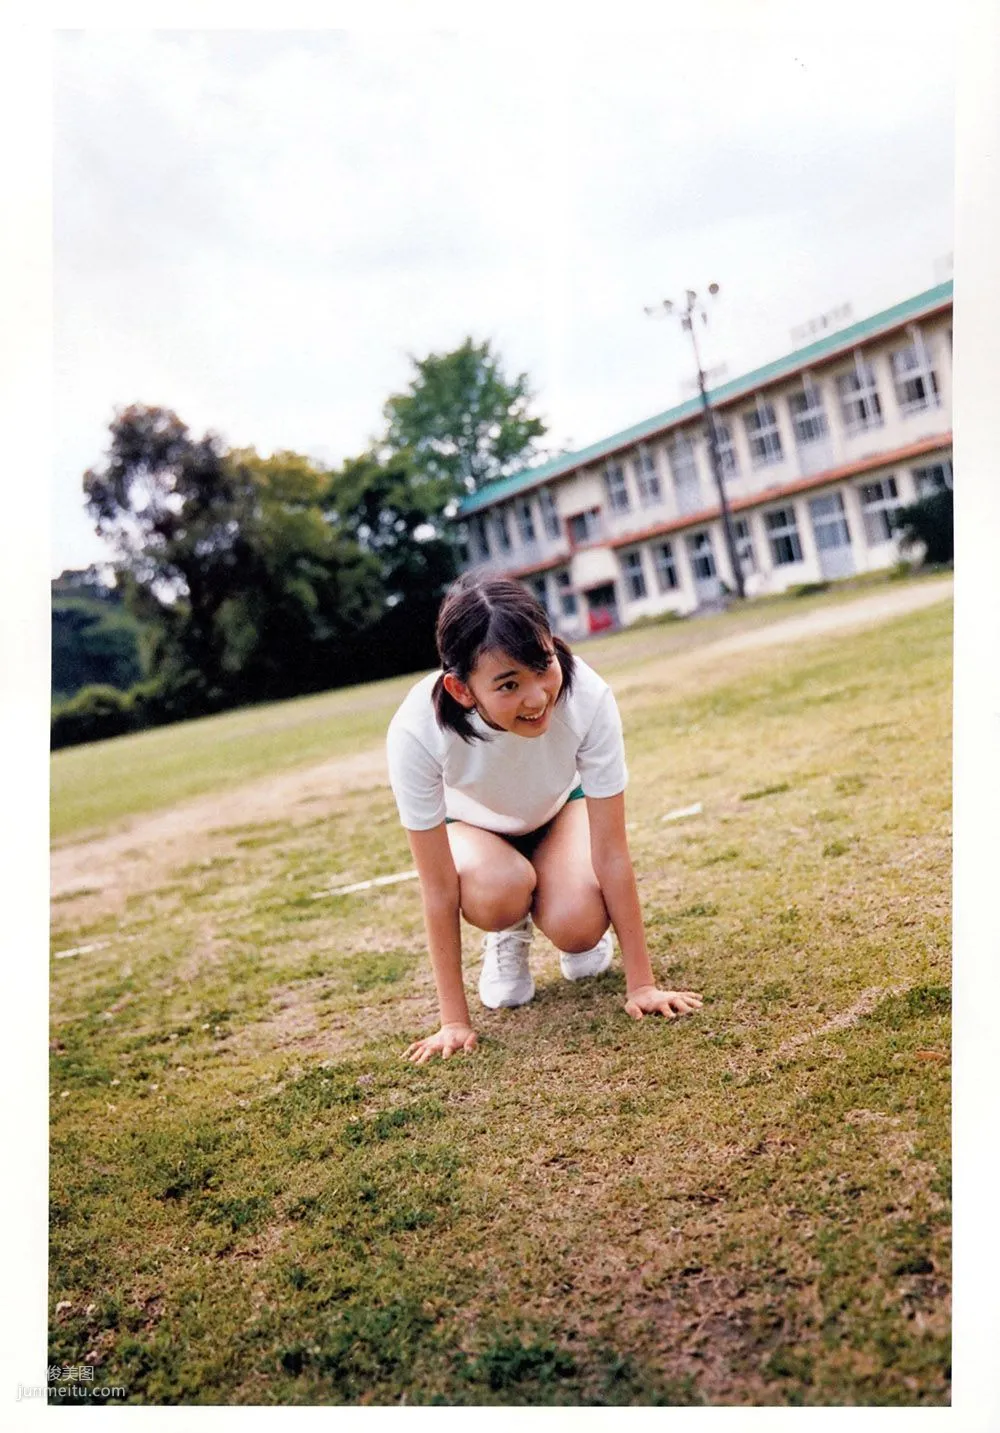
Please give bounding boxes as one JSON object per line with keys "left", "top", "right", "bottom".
{"left": 386, "top": 656, "right": 627, "bottom": 834}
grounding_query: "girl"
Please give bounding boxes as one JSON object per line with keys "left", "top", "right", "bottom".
{"left": 386, "top": 574, "right": 702, "bottom": 1064}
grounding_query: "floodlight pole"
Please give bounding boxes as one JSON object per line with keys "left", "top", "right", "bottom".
{"left": 644, "top": 287, "right": 746, "bottom": 601}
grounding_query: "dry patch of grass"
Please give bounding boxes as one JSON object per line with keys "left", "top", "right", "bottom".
{"left": 48, "top": 598, "right": 951, "bottom": 1406}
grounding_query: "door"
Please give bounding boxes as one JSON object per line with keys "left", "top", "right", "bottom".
{"left": 585, "top": 583, "right": 620, "bottom": 633}
{"left": 808, "top": 492, "right": 855, "bottom": 579}
{"left": 686, "top": 531, "right": 722, "bottom": 604}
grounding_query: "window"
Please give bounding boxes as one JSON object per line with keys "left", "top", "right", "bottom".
{"left": 764, "top": 506, "right": 804, "bottom": 565}
{"left": 859, "top": 477, "right": 901, "bottom": 545}
{"left": 567, "top": 508, "right": 602, "bottom": 545}
{"left": 836, "top": 357, "right": 883, "bottom": 434}
{"left": 709, "top": 417, "right": 740, "bottom": 479}
{"left": 788, "top": 380, "right": 829, "bottom": 445}
{"left": 634, "top": 448, "right": 662, "bottom": 505}
{"left": 890, "top": 335, "right": 940, "bottom": 415}
{"left": 668, "top": 433, "right": 699, "bottom": 485}
{"left": 468, "top": 514, "right": 490, "bottom": 561}
{"left": 515, "top": 498, "right": 536, "bottom": 544}
{"left": 493, "top": 508, "right": 512, "bottom": 553}
{"left": 810, "top": 492, "right": 852, "bottom": 550}
{"left": 604, "top": 461, "right": 631, "bottom": 513}
{"left": 743, "top": 399, "right": 784, "bottom": 466}
{"left": 687, "top": 531, "right": 717, "bottom": 581}
{"left": 555, "top": 569, "right": 578, "bottom": 616}
{"left": 912, "top": 460, "right": 953, "bottom": 497}
{"left": 653, "top": 541, "right": 678, "bottom": 591}
{"left": 622, "top": 550, "right": 647, "bottom": 600}
{"left": 529, "top": 576, "right": 549, "bottom": 612}
{"left": 732, "top": 517, "right": 757, "bottom": 574}
{"left": 539, "top": 488, "right": 561, "bottom": 539}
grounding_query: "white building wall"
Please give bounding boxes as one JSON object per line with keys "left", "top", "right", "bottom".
{"left": 458, "top": 304, "right": 951, "bottom": 627}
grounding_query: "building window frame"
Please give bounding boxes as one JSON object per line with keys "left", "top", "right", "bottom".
{"left": 764, "top": 505, "right": 804, "bottom": 566}
{"left": 515, "top": 497, "right": 537, "bottom": 544}
{"left": 912, "top": 460, "right": 953, "bottom": 497}
{"left": 528, "top": 575, "right": 550, "bottom": 613}
{"left": 604, "top": 460, "right": 631, "bottom": 514}
{"left": 567, "top": 507, "right": 602, "bottom": 546}
{"left": 890, "top": 330, "right": 941, "bottom": 416}
{"left": 493, "top": 508, "right": 512, "bottom": 553}
{"left": 621, "top": 549, "right": 648, "bottom": 600}
{"left": 554, "top": 569, "right": 578, "bottom": 616}
{"left": 634, "top": 447, "right": 663, "bottom": 505}
{"left": 538, "top": 487, "right": 562, "bottom": 539}
{"left": 788, "top": 375, "right": 830, "bottom": 445}
{"left": 709, "top": 416, "right": 740, "bottom": 479}
{"left": 653, "top": 540, "right": 678, "bottom": 591}
{"left": 732, "top": 516, "right": 757, "bottom": 574}
{"left": 687, "top": 530, "right": 718, "bottom": 581}
{"left": 836, "top": 352, "right": 884, "bottom": 435}
{"left": 743, "top": 397, "right": 784, "bottom": 467}
{"left": 468, "top": 514, "right": 491, "bottom": 561}
{"left": 858, "top": 476, "right": 901, "bottom": 545}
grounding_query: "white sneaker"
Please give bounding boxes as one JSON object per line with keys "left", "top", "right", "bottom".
{"left": 479, "top": 916, "right": 535, "bottom": 1008}
{"left": 559, "top": 928, "right": 614, "bottom": 982}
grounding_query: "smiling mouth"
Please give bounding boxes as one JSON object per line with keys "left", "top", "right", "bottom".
{"left": 517, "top": 706, "right": 548, "bottom": 724}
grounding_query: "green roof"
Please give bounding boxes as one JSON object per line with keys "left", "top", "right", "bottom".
{"left": 457, "top": 279, "right": 953, "bottom": 517}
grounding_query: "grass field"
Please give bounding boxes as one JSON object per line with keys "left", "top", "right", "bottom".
{"left": 49, "top": 584, "right": 952, "bottom": 1406}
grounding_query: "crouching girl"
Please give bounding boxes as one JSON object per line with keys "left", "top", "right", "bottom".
{"left": 386, "top": 575, "right": 702, "bottom": 1063}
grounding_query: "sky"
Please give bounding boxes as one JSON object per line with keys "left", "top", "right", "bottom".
{"left": 53, "top": 23, "right": 955, "bottom": 576}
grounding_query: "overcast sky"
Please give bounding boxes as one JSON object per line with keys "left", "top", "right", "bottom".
{"left": 53, "top": 24, "right": 954, "bottom": 575}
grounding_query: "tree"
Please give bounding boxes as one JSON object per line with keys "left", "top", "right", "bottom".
{"left": 215, "top": 448, "right": 384, "bottom": 701}
{"left": 51, "top": 568, "right": 144, "bottom": 701}
{"left": 893, "top": 488, "right": 954, "bottom": 566}
{"left": 382, "top": 338, "right": 547, "bottom": 497}
{"left": 82, "top": 406, "right": 384, "bottom": 710}
{"left": 326, "top": 450, "right": 458, "bottom": 678}
{"left": 83, "top": 404, "right": 255, "bottom": 703}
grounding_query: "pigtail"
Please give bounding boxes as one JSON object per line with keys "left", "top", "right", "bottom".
{"left": 432, "top": 671, "right": 480, "bottom": 744}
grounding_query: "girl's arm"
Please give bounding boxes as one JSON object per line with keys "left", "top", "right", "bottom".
{"left": 587, "top": 793, "right": 703, "bottom": 1020}
{"left": 403, "top": 824, "right": 478, "bottom": 1061}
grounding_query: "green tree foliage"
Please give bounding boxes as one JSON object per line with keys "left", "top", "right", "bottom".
{"left": 326, "top": 451, "right": 458, "bottom": 678}
{"left": 893, "top": 488, "right": 954, "bottom": 566}
{"left": 82, "top": 406, "right": 384, "bottom": 712}
{"left": 51, "top": 568, "right": 144, "bottom": 701}
{"left": 83, "top": 405, "right": 254, "bottom": 704}
{"left": 215, "top": 448, "right": 384, "bottom": 702}
{"left": 382, "top": 338, "right": 547, "bottom": 496}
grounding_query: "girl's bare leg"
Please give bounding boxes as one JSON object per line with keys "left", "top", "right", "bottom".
{"left": 530, "top": 800, "right": 610, "bottom": 952}
{"left": 446, "top": 822, "right": 536, "bottom": 931}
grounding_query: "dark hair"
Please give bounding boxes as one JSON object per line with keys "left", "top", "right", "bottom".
{"left": 432, "top": 574, "right": 576, "bottom": 741}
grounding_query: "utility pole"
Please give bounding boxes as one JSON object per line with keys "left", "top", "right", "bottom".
{"left": 644, "top": 286, "right": 745, "bottom": 601}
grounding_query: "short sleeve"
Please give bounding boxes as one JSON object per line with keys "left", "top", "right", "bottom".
{"left": 386, "top": 722, "right": 447, "bottom": 830}
{"left": 575, "top": 687, "right": 628, "bottom": 798}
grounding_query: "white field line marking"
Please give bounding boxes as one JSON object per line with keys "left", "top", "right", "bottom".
{"left": 772, "top": 984, "right": 909, "bottom": 1062}
{"left": 662, "top": 801, "right": 703, "bottom": 822}
{"left": 52, "top": 941, "right": 108, "bottom": 960}
{"left": 310, "top": 870, "right": 419, "bottom": 899}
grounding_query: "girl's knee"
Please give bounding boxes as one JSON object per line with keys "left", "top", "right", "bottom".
{"left": 533, "top": 892, "right": 608, "bottom": 952}
{"left": 459, "top": 863, "right": 535, "bottom": 931}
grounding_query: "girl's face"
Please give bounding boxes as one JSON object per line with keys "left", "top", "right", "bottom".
{"left": 445, "top": 645, "right": 563, "bottom": 738}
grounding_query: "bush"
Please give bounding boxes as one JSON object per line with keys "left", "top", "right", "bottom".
{"left": 893, "top": 488, "right": 954, "bottom": 565}
{"left": 50, "top": 671, "right": 226, "bottom": 750}
{"left": 50, "top": 684, "right": 137, "bottom": 750}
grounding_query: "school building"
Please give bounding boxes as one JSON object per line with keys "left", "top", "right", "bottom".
{"left": 453, "top": 281, "right": 953, "bottom": 634}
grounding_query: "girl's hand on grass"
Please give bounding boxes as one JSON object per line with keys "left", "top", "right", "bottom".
{"left": 624, "top": 986, "right": 703, "bottom": 1021}
{"left": 403, "top": 1023, "right": 478, "bottom": 1064}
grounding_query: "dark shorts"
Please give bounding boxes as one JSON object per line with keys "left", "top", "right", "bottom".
{"left": 445, "top": 785, "right": 585, "bottom": 859}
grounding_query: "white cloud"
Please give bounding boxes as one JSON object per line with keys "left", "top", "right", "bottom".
{"left": 53, "top": 25, "right": 954, "bottom": 573}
